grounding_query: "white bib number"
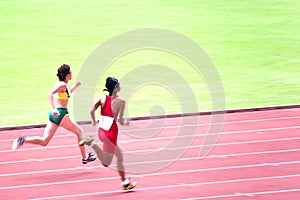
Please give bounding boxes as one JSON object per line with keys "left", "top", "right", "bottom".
{"left": 98, "top": 115, "right": 114, "bottom": 131}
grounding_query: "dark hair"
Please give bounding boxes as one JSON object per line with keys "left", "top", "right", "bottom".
{"left": 103, "top": 77, "right": 119, "bottom": 96}
{"left": 57, "top": 64, "right": 71, "bottom": 81}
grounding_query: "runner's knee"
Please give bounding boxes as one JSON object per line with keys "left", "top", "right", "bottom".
{"left": 41, "top": 138, "right": 51, "bottom": 146}
{"left": 102, "top": 160, "right": 112, "bottom": 167}
{"left": 102, "top": 155, "right": 113, "bottom": 167}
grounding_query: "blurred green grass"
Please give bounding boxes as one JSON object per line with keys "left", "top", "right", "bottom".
{"left": 0, "top": 0, "right": 299, "bottom": 126}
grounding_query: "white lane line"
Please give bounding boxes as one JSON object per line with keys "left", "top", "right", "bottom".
{"left": 1, "top": 115, "right": 299, "bottom": 143}
{"left": 181, "top": 188, "right": 300, "bottom": 200}
{"left": 120, "top": 125, "right": 300, "bottom": 144}
{"left": 1, "top": 146, "right": 300, "bottom": 177}
{"left": 2, "top": 125, "right": 300, "bottom": 153}
{"left": 1, "top": 148, "right": 300, "bottom": 176}
{"left": 124, "top": 136, "right": 300, "bottom": 154}
{"left": 28, "top": 174, "right": 300, "bottom": 200}
{"left": 0, "top": 134, "right": 73, "bottom": 143}
{"left": 0, "top": 155, "right": 79, "bottom": 165}
{"left": 1, "top": 160, "right": 300, "bottom": 190}
{"left": 123, "top": 115, "right": 300, "bottom": 133}
{"left": 1, "top": 135, "right": 300, "bottom": 165}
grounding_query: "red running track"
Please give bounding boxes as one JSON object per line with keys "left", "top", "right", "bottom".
{"left": 0, "top": 107, "right": 300, "bottom": 200}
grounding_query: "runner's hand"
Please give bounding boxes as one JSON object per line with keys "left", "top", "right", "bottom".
{"left": 92, "top": 120, "right": 98, "bottom": 126}
{"left": 75, "top": 80, "right": 82, "bottom": 87}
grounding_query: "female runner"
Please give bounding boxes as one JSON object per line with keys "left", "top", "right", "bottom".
{"left": 80, "top": 77, "right": 137, "bottom": 190}
{"left": 12, "top": 64, "right": 96, "bottom": 164}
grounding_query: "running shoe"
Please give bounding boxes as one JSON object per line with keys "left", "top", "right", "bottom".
{"left": 122, "top": 181, "right": 137, "bottom": 190}
{"left": 79, "top": 136, "right": 94, "bottom": 146}
{"left": 82, "top": 152, "right": 97, "bottom": 164}
{"left": 12, "top": 136, "right": 25, "bottom": 150}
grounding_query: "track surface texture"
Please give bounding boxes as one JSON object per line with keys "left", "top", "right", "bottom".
{"left": 1, "top": 106, "right": 300, "bottom": 200}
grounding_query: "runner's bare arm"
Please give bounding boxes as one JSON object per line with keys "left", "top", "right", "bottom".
{"left": 70, "top": 80, "right": 82, "bottom": 93}
{"left": 90, "top": 96, "right": 105, "bottom": 126}
{"left": 113, "top": 99, "right": 128, "bottom": 125}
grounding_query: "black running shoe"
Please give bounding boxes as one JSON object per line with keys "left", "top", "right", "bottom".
{"left": 12, "top": 136, "right": 25, "bottom": 150}
{"left": 82, "top": 152, "right": 96, "bottom": 164}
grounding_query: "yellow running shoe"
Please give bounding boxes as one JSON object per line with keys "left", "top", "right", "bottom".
{"left": 79, "top": 136, "right": 94, "bottom": 146}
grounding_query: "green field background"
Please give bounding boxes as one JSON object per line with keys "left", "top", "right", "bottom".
{"left": 0, "top": 0, "right": 299, "bottom": 127}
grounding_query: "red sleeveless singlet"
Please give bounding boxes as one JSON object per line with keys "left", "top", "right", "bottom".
{"left": 98, "top": 95, "right": 118, "bottom": 145}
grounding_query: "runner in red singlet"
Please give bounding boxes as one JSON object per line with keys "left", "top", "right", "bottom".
{"left": 98, "top": 94, "right": 119, "bottom": 154}
{"left": 79, "top": 77, "right": 137, "bottom": 190}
